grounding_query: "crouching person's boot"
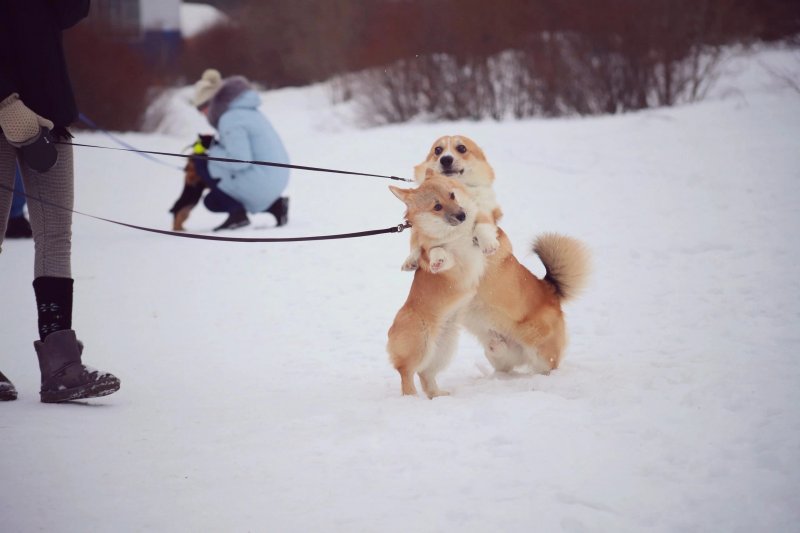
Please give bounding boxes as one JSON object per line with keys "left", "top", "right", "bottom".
{"left": 35, "top": 330, "right": 120, "bottom": 403}
{"left": 0, "top": 370, "right": 18, "bottom": 401}
{"left": 33, "top": 276, "right": 120, "bottom": 403}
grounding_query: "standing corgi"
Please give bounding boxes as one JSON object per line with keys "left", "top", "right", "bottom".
{"left": 387, "top": 175, "right": 498, "bottom": 398}
{"left": 413, "top": 135, "right": 591, "bottom": 374}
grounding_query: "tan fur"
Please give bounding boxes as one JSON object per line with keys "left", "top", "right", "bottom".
{"left": 172, "top": 160, "right": 205, "bottom": 231}
{"left": 462, "top": 229, "right": 590, "bottom": 373}
{"left": 413, "top": 135, "right": 502, "bottom": 221}
{"left": 402, "top": 139, "right": 501, "bottom": 270}
{"left": 172, "top": 205, "right": 192, "bottom": 232}
{"left": 387, "top": 176, "right": 497, "bottom": 398}
{"left": 413, "top": 135, "right": 591, "bottom": 373}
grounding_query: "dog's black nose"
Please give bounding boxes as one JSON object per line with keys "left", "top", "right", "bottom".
{"left": 440, "top": 155, "right": 453, "bottom": 168}
{"left": 456, "top": 211, "right": 466, "bottom": 222}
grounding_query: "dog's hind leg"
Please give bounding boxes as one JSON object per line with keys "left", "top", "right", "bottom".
{"left": 531, "top": 318, "right": 567, "bottom": 373}
{"left": 484, "top": 330, "right": 526, "bottom": 373}
{"left": 513, "top": 310, "right": 567, "bottom": 373}
{"left": 397, "top": 366, "right": 418, "bottom": 396}
{"left": 418, "top": 317, "right": 459, "bottom": 399}
{"left": 388, "top": 309, "right": 436, "bottom": 396}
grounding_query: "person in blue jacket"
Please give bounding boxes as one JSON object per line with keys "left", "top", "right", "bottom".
{"left": 190, "top": 69, "right": 290, "bottom": 231}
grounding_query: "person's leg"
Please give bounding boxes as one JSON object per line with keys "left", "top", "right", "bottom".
{"left": 19, "top": 137, "right": 120, "bottom": 402}
{"left": 21, "top": 141, "right": 73, "bottom": 279}
{"left": 0, "top": 137, "right": 17, "bottom": 242}
{"left": 0, "top": 139, "right": 19, "bottom": 400}
{"left": 203, "top": 188, "right": 246, "bottom": 213}
{"left": 204, "top": 190, "right": 250, "bottom": 230}
{"left": 196, "top": 160, "right": 250, "bottom": 230}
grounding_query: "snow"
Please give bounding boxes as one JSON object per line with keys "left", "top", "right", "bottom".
{"left": 180, "top": 2, "right": 228, "bottom": 38}
{"left": 1, "top": 47, "right": 799, "bottom": 532}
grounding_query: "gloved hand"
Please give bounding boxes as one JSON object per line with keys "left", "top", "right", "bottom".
{"left": 0, "top": 93, "right": 58, "bottom": 172}
{"left": 0, "top": 93, "right": 54, "bottom": 145}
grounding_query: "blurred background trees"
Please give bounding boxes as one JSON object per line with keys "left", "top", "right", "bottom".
{"left": 65, "top": 0, "right": 800, "bottom": 129}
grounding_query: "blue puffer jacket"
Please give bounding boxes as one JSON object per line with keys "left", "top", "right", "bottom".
{"left": 206, "top": 77, "right": 289, "bottom": 213}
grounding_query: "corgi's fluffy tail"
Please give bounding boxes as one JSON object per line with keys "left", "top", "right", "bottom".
{"left": 533, "top": 233, "right": 590, "bottom": 303}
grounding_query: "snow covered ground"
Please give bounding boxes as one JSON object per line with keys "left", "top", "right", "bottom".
{"left": 1, "top": 47, "right": 799, "bottom": 532}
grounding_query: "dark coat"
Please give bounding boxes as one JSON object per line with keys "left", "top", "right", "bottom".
{"left": 0, "top": 0, "right": 90, "bottom": 128}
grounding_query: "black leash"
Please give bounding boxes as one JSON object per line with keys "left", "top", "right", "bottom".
{"left": 80, "top": 216, "right": 412, "bottom": 243}
{"left": 0, "top": 182, "right": 411, "bottom": 243}
{"left": 57, "top": 141, "right": 413, "bottom": 183}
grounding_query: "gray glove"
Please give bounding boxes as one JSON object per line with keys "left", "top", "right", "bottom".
{"left": 0, "top": 93, "right": 58, "bottom": 172}
{"left": 0, "top": 93, "right": 54, "bottom": 145}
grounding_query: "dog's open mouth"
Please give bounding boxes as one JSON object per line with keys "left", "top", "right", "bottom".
{"left": 441, "top": 168, "right": 465, "bottom": 177}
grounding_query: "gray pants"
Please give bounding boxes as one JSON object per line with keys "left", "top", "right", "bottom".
{"left": 0, "top": 135, "right": 73, "bottom": 278}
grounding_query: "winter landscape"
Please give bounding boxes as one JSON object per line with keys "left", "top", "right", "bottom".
{"left": 1, "top": 46, "right": 799, "bottom": 532}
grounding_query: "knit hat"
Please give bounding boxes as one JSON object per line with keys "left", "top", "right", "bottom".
{"left": 191, "top": 69, "right": 223, "bottom": 108}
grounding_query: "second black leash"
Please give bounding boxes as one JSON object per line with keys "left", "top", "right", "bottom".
{"left": 87, "top": 217, "right": 412, "bottom": 243}
{"left": 57, "top": 141, "right": 414, "bottom": 183}
{"left": 0, "top": 181, "right": 412, "bottom": 243}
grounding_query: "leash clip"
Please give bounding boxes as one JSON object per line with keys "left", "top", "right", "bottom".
{"left": 396, "top": 221, "right": 411, "bottom": 233}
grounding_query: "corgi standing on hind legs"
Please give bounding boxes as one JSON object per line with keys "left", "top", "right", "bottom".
{"left": 387, "top": 175, "right": 499, "bottom": 398}
{"left": 414, "top": 134, "right": 591, "bottom": 374}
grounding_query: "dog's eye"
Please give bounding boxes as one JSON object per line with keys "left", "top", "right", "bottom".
{"left": 456, "top": 144, "right": 467, "bottom": 154}
{"left": 434, "top": 146, "right": 443, "bottom": 156}
{"left": 449, "top": 192, "right": 455, "bottom": 200}
{"left": 434, "top": 203, "right": 443, "bottom": 211}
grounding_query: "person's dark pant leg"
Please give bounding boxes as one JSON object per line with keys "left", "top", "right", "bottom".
{"left": 194, "top": 158, "right": 246, "bottom": 214}
{"left": 203, "top": 189, "right": 246, "bottom": 213}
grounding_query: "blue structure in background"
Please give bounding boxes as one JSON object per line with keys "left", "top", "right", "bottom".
{"left": 10, "top": 165, "right": 26, "bottom": 219}
{"left": 90, "top": 0, "right": 183, "bottom": 68}
{"left": 137, "top": 29, "right": 183, "bottom": 68}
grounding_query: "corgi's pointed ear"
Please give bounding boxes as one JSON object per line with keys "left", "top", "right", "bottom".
{"left": 389, "top": 185, "right": 409, "bottom": 203}
{"left": 413, "top": 163, "right": 427, "bottom": 183}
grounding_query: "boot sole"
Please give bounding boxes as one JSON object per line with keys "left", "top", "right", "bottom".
{"left": 214, "top": 220, "right": 251, "bottom": 231}
{"left": 40, "top": 376, "right": 121, "bottom": 403}
{"left": 0, "top": 391, "right": 18, "bottom": 401}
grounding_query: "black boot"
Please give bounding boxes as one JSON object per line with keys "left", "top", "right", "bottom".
{"left": 32, "top": 276, "right": 120, "bottom": 403}
{"left": 35, "top": 329, "right": 120, "bottom": 403}
{"left": 264, "top": 197, "right": 289, "bottom": 227}
{"left": 213, "top": 209, "right": 250, "bottom": 231}
{"left": 5, "top": 215, "right": 33, "bottom": 238}
{"left": 0, "top": 370, "right": 17, "bottom": 401}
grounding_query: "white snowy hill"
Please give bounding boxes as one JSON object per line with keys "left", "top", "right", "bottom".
{"left": 1, "top": 46, "right": 798, "bottom": 532}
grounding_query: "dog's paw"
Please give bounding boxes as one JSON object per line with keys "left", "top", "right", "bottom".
{"left": 429, "top": 258, "right": 445, "bottom": 273}
{"left": 480, "top": 238, "right": 500, "bottom": 256}
{"left": 401, "top": 259, "right": 418, "bottom": 271}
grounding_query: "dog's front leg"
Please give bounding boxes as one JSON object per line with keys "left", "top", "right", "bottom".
{"left": 401, "top": 247, "right": 421, "bottom": 271}
{"left": 473, "top": 215, "right": 499, "bottom": 256}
